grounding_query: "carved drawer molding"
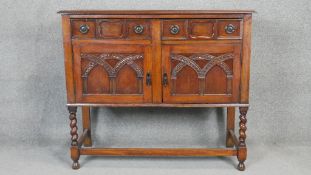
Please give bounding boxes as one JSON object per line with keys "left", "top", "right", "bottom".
{"left": 71, "top": 19, "right": 151, "bottom": 39}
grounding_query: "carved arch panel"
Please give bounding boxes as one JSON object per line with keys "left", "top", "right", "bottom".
{"left": 73, "top": 43, "right": 152, "bottom": 103}
{"left": 162, "top": 44, "right": 241, "bottom": 103}
{"left": 170, "top": 53, "right": 234, "bottom": 95}
{"left": 81, "top": 53, "right": 144, "bottom": 95}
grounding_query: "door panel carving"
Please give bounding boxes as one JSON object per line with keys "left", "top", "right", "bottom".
{"left": 81, "top": 53, "right": 144, "bottom": 95}
{"left": 162, "top": 44, "right": 241, "bottom": 103}
{"left": 73, "top": 43, "right": 152, "bottom": 103}
{"left": 170, "top": 53, "right": 234, "bottom": 95}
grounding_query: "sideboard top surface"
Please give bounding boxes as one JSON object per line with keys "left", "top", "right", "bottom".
{"left": 58, "top": 10, "right": 255, "bottom": 15}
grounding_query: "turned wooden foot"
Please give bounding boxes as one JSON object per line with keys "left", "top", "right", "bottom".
{"left": 68, "top": 106, "right": 80, "bottom": 169}
{"left": 72, "top": 161, "right": 80, "bottom": 170}
{"left": 237, "top": 161, "right": 245, "bottom": 171}
{"left": 237, "top": 107, "right": 248, "bottom": 171}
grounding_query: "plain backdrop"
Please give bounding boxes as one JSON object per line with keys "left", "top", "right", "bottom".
{"left": 0, "top": 0, "right": 311, "bottom": 174}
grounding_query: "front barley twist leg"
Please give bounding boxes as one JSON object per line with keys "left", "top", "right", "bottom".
{"left": 237, "top": 107, "right": 248, "bottom": 171}
{"left": 68, "top": 106, "right": 80, "bottom": 169}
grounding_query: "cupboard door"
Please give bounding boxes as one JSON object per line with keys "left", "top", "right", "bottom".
{"left": 162, "top": 44, "right": 241, "bottom": 103}
{"left": 73, "top": 43, "right": 152, "bottom": 103}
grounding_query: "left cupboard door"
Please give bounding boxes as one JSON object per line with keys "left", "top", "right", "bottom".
{"left": 72, "top": 42, "right": 152, "bottom": 103}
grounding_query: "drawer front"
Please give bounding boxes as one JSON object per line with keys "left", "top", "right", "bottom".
{"left": 71, "top": 19, "right": 96, "bottom": 38}
{"left": 125, "top": 19, "right": 151, "bottom": 40}
{"left": 217, "top": 19, "right": 242, "bottom": 39}
{"left": 161, "top": 19, "right": 242, "bottom": 40}
{"left": 96, "top": 19, "right": 126, "bottom": 39}
{"left": 71, "top": 19, "right": 151, "bottom": 40}
{"left": 162, "top": 44, "right": 241, "bottom": 103}
{"left": 188, "top": 19, "right": 216, "bottom": 39}
{"left": 162, "top": 19, "right": 188, "bottom": 40}
{"left": 72, "top": 42, "right": 152, "bottom": 103}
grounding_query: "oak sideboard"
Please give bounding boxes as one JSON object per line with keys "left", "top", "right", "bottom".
{"left": 59, "top": 10, "right": 253, "bottom": 171}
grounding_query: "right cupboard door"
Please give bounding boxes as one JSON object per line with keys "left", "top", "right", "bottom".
{"left": 162, "top": 44, "right": 241, "bottom": 103}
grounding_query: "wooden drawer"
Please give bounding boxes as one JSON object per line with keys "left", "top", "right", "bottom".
{"left": 126, "top": 19, "right": 151, "bottom": 40}
{"left": 188, "top": 19, "right": 216, "bottom": 39}
{"left": 162, "top": 19, "right": 188, "bottom": 40}
{"left": 161, "top": 19, "right": 242, "bottom": 40}
{"left": 71, "top": 19, "right": 151, "bottom": 40}
{"left": 217, "top": 19, "right": 242, "bottom": 39}
{"left": 71, "top": 19, "right": 96, "bottom": 38}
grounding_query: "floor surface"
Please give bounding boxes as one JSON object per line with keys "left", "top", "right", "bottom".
{"left": 1, "top": 144, "right": 310, "bottom": 175}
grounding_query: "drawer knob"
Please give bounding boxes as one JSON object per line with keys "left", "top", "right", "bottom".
{"left": 79, "top": 24, "right": 89, "bottom": 34}
{"left": 134, "top": 25, "right": 144, "bottom": 34}
{"left": 225, "top": 24, "right": 236, "bottom": 34}
{"left": 170, "top": 25, "right": 180, "bottom": 35}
